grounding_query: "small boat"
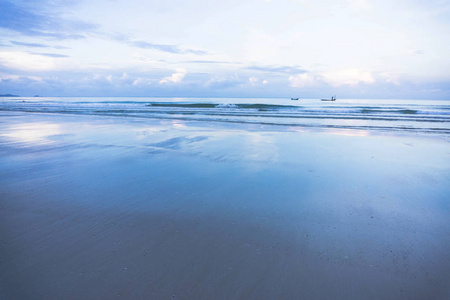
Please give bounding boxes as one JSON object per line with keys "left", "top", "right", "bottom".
{"left": 291, "top": 98, "right": 299, "bottom": 100}
{"left": 321, "top": 96, "right": 336, "bottom": 101}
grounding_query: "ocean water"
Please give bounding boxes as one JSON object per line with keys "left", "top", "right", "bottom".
{"left": 1, "top": 97, "right": 449, "bottom": 136}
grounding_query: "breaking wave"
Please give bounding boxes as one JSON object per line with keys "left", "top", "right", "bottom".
{"left": 1, "top": 97, "right": 449, "bottom": 135}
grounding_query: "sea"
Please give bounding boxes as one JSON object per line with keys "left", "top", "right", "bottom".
{"left": 1, "top": 97, "right": 449, "bottom": 136}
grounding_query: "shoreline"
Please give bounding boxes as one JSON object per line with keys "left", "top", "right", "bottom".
{"left": 1, "top": 110, "right": 449, "bottom": 140}
{"left": 1, "top": 97, "right": 449, "bottom": 138}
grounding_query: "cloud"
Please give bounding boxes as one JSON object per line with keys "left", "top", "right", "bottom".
{"left": 105, "top": 32, "right": 208, "bottom": 55}
{"left": 91, "top": 74, "right": 114, "bottom": 84}
{"left": 132, "top": 78, "right": 152, "bottom": 86}
{"left": 53, "top": 45, "right": 70, "bottom": 50}
{"left": 206, "top": 76, "right": 242, "bottom": 89}
{"left": 249, "top": 77, "right": 259, "bottom": 85}
{"left": 380, "top": 72, "right": 402, "bottom": 85}
{"left": 0, "top": 0, "right": 96, "bottom": 39}
{"left": 120, "top": 72, "right": 130, "bottom": 80}
{"left": 0, "top": 74, "right": 42, "bottom": 82}
{"left": 247, "top": 77, "right": 268, "bottom": 86}
{"left": 321, "top": 69, "right": 375, "bottom": 86}
{"left": 131, "top": 41, "right": 179, "bottom": 53}
{"left": 32, "top": 52, "right": 69, "bottom": 58}
{"left": 186, "top": 60, "right": 233, "bottom": 64}
{"left": 10, "top": 41, "right": 48, "bottom": 48}
{"left": 0, "top": 51, "right": 58, "bottom": 70}
{"left": 126, "top": 40, "right": 207, "bottom": 55}
{"left": 289, "top": 73, "right": 316, "bottom": 88}
{"left": 159, "top": 68, "right": 187, "bottom": 84}
{"left": 10, "top": 40, "right": 70, "bottom": 49}
{"left": 247, "top": 65, "right": 306, "bottom": 74}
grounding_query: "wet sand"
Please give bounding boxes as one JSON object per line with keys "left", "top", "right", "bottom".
{"left": 0, "top": 111, "right": 449, "bottom": 299}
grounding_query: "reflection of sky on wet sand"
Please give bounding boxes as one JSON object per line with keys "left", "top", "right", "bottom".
{"left": 1, "top": 112, "right": 449, "bottom": 299}
{"left": 287, "top": 126, "right": 370, "bottom": 137}
{"left": 324, "top": 129, "right": 370, "bottom": 137}
{"left": 1, "top": 123, "right": 62, "bottom": 144}
{"left": 0, "top": 115, "right": 283, "bottom": 165}
{"left": 0, "top": 114, "right": 446, "bottom": 170}
{"left": 0, "top": 119, "right": 365, "bottom": 159}
{"left": 1, "top": 114, "right": 448, "bottom": 208}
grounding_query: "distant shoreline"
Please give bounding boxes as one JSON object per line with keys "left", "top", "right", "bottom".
{"left": 0, "top": 94, "right": 20, "bottom": 97}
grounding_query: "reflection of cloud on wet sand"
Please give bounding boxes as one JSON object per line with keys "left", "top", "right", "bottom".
{"left": 287, "top": 126, "right": 370, "bottom": 137}
{"left": 148, "top": 136, "right": 209, "bottom": 151}
{"left": 326, "top": 129, "right": 370, "bottom": 137}
{"left": 138, "top": 126, "right": 280, "bottom": 166}
{"left": 1, "top": 123, "right": 61, "bottom": 144}
{"left": 243, "top": 132, "right": 279, "bottom": 163}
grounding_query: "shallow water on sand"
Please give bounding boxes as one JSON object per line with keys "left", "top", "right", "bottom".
{"left": 0, "top": 112, "right": 449, "bottom": 299}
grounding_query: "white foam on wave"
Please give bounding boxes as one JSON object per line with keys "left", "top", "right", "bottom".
{"left": 216, "top": 103, "right": 238, "bottom": 108}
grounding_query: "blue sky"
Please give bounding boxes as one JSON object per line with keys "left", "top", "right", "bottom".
{"left": 0, "top": 0, "right": 449, "bottom": 98}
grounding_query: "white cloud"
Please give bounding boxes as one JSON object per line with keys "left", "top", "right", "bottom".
{"left": 249, "top": 77, "right": 259, "bottom": 85}
{"left": 121, "top": 72, "right": 130, "bottom": 80}
{"left": 205, "top": 75, "right": 241, "bottom": 89}
{"left": 321, "top": 69, "right": 375, "bottom": 86}
{"left": 0, "top": 51, "right": 57, "bottom": 71}
{"left": 289, "top": 73, "right": 315, "bottom": 88}
{"left": 381, "top": 72, "right": 402, "bottom": 85}
{"left": 93, "top": 74, "right": 114, "bottom": 83}
{"left": 159, "top": 68, "right": 187, "bottom": 84}
{"left": 0, "top": 74, "right": 42, "bottom": 81}
{"left": 133, "top": 78, "right": 152, "bottom": 86}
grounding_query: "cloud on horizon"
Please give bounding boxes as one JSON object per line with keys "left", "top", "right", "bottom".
{"left": 159, "top": 68, "right": 188, "bottom": 84}
{"left": 321, "top": 69, "right": 375, "bottom": 87}
{"left": 289, "top": 73, "right": 316, "bottom": 88}
{"left": 1, "top": 69, "right": 449, "bottom": 99}
{"left": 206, "top": 76, "right": 243, "bottom": 90}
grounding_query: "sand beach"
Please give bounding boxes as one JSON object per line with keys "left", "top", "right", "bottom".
{"left": 0, "top": 110, "right": 449, "bottom": 299}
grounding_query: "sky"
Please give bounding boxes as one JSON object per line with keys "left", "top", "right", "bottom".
{"left": 0, "top": 0, "right": 449, "bottom": 99}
